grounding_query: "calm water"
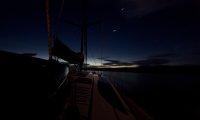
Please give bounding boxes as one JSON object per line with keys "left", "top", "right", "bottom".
{"left": 102, "top": 71, "right": 200, "bottom": 120}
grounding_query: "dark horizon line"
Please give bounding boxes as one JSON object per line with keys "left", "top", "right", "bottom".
{"left": 85, "top": 65, "right": 200, "bottom": 74}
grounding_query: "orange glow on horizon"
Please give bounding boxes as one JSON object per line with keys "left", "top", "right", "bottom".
{"left": 86, "top": 64, "right": 140, "bottom": 68}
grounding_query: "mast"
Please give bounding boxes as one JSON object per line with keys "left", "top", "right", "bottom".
{"left": 81, "top": 0, "right": 88, "bottom": 69}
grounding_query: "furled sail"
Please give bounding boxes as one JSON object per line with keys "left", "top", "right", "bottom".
{"left": 52, "top": 37, "right": 84, "bottom": 64}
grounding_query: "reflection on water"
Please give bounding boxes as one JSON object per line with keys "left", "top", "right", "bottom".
{"left": 103, "top": 71, "right": 200, "bottom": 120}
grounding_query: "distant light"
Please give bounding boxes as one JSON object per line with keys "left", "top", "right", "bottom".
{"left": 113, "top": 29, "right": 117, "bottom": 32}
{"left": 121, "top": 8, "right": 125, "bottom": 11}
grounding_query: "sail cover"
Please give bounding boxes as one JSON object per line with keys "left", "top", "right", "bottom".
{"left": 52, "top": 37, "right": 84, "bottom": 64}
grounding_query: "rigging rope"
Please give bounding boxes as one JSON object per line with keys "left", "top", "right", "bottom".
{"left": 45, "top": 0, "right": 52, "bottom": 59}
{"left": 55, "top": 0, "right": 65, "bottom": 36}
{"left": 100, "top": 20, "right": 104, "bottom": 68}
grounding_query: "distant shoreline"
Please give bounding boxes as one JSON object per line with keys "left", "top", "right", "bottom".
{"left": 84, "top": 65, "right": 200, "bottom": 74}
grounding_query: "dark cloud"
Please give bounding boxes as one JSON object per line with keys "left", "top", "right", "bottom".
{"left": 103, "top": 62, "right": 117, "bottom": 66}
{"left": 120, "top": 0, "right": 194, "bottom": 18}
{"left": 102, "top": 59, "right": 135, "bottom": 66}
{"left": 149, "top": 53, "right": 178, "bottom": 58}
{"left": 104, "top": 59, "right": 121, "bottom": 63}
{"left": 103, "top": 62, "right": 134, "bottom": 66}
{"left": 102, "top": 56, "right": 172, "bottom": 66}
{"left": 130, "top": 53, "right": 177, "bottom": 66}
{"left": 96, "top": 57, "right": 110, "bottom": 60}
{"left": 133, "top": 58, "right": 170, "bottom": 66}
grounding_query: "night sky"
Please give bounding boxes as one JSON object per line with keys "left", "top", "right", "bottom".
{"left": 0, "top": 0, "right": 200, "bottom": 67}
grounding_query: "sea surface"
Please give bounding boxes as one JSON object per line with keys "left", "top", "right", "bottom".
{"left": 102, "top": 71, "right": 200, "bottom": 120}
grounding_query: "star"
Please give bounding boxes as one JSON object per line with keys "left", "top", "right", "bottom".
{"left": 113, "top": 29, "right": 117, "bottom": 32}
{"left": 121, "top": 8, "right": 125, "bottom": 11}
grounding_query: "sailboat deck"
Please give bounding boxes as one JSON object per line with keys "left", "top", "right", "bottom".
{"left": 59, "top": 72, "right": 136, "bottom": 120}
